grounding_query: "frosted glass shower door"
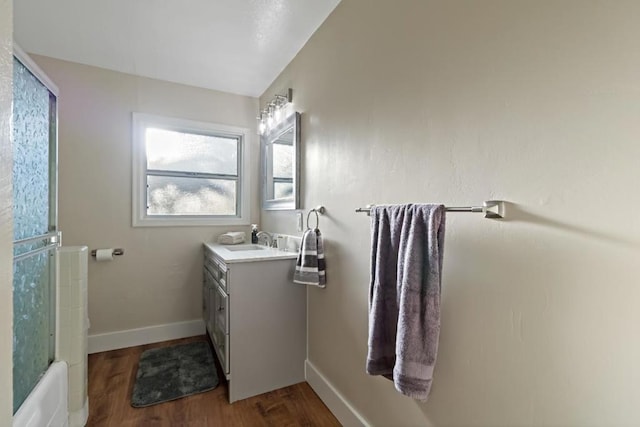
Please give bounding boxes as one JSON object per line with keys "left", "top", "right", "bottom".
{"left": 12, "top": 54, "right": 59, "bottom": 414}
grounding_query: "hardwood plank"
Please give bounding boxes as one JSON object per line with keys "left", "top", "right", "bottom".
{"left": 87, "top": 335, "right": 341, "bottom": 426}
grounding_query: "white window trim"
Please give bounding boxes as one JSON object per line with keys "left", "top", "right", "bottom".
{"left": 132, "top": 113, "right": 251, "bottom": 227}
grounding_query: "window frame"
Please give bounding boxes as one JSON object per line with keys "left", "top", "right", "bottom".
{"left": 132, "top": 113, "right": 251, "bottom": 227}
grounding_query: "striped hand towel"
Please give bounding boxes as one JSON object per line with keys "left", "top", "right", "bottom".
{"left": 293, "top": 228, "right": 326, "bottom": 287}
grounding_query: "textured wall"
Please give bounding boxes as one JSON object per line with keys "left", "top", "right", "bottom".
{"left": 261, "top": 1, "right": 640, "bottom": 425}
{"left": 32, "top": 55, "right": 259, "bottom": 337}
{"left": 0, "top": 0, "right": 13, "bottom": 421}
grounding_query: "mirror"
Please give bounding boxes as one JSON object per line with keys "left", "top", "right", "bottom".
{"left": 261, "top": 112, "right": 300, "bottom": 210}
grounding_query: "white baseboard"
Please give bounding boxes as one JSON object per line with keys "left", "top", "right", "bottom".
{"left": 305, "top": 360, "right": 370, "bottom": 427}
{"left": 68, "top": 397, "right": 88, "bottom": 427}
{"left": 88, "top": 319, "right": 205, "bottom": 354}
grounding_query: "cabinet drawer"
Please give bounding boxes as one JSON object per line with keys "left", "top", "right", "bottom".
{"left": 214, "top": 284, "right": 229, "bottom": 334}
{"left": 212, "top": 325, "right": 230, "bottom": 375}
{"left": 204, "top": 256, "right": 228, "bottom": 293}
{"left": 204, "top": 259, "right": 218, "bottom": 283}
{"left": 217, "top": 261, "right": 228, "bottom": 292}
{"left": 204, "top": 268, "right": 218, "bottom": 291}
{"left": 204, "top": 255, "right": 216, "bottom": 273}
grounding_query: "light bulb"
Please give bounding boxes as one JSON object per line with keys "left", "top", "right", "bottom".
{"left": 258, "top": 120, "right": 266, "bottom": 135}
{"left": 274, "top": 105, "right": 283, "bottom": 122}
{"left": 267, "top": 108, "right": 274, "bottom": 127}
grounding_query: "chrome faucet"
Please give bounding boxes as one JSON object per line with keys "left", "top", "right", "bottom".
{"left": 256, "top": 231, "right": 273, "bottom": 247}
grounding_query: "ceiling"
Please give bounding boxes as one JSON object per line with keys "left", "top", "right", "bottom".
{"left": 14, "top": 0, "right": 341, "bottom": 97}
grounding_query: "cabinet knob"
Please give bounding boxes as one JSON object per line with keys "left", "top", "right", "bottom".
{"left": 217, "top": 306, "right": 225, "bottom": 312}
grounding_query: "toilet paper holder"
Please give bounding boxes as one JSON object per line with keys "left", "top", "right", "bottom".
{"left": 90, "top": 248, "right": 124, "bottom": 257}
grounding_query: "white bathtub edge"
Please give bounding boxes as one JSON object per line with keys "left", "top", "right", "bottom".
{"left": 13, "top": 361, "right": 69, "bottom": 427}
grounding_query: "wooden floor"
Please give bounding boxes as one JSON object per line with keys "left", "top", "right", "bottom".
{"left": 87, "top": 335, "right": 341, "bottom": 426}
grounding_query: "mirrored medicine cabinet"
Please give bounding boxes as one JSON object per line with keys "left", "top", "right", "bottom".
{"left": 261, "top": 112, "right": 300, "bottom": 210}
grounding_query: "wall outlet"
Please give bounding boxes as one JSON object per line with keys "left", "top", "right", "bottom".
{"left": 296, "top": 212, "right": 303, "bottom": 232}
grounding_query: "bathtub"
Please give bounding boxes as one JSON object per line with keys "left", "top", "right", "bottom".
{"left": 13, "top": 361, "right": 69, "bottom": 427}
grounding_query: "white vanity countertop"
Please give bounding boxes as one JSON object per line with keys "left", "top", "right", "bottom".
{"left": 204, "top": 243, "right": 298, "bottom": 264}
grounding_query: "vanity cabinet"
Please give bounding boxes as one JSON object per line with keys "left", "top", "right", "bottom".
{"left": 203, "top": 244, "right": 305, "bottom": 403}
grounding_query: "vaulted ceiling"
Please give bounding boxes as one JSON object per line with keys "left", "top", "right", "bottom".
{"left": 14, "top": 0, "right": 341, "bottom": 97}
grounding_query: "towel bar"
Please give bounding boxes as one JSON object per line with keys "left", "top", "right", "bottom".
{"left": 355, "top": 200, "right": 505, "bottom": 219}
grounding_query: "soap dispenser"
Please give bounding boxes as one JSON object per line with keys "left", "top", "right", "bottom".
{"left": 251, "top": 224, "right": 259, "bottom": 244}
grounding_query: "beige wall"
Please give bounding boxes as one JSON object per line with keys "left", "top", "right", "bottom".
{"left": 0, "top": 0, "right": 12, "bottom": 422}
{"left": 32, "top": 55, "right": 259, "bottom": 336}
{"left": 262, "top": 1, "right": 640, "bottom": 426}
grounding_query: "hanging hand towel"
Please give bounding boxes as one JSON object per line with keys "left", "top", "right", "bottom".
{"left": 366, "top": 204, "right": 445, "bottom": 401}
{"left": 293, "top": 228, "right": 326, "bottom": 287}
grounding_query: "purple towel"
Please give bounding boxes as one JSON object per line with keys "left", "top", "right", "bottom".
{"left": 366, "top": 204, "right": 446, "bottom": 401}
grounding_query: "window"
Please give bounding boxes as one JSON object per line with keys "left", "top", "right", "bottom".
{"left": 132, "top": 113, "right": 251, "bottom": 226}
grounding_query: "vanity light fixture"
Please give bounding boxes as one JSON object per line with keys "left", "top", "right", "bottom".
{"left": 257, "top": 88, "right": 293, "bottom": 135}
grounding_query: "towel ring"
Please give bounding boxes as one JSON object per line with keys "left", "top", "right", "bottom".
{"left": 307, "top": 210, "right": 319, "bottom": 230}
{"left": 306, "top": 206, "right": 325, "bottom": 230}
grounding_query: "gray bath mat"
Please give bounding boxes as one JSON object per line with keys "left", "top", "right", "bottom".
{"left": 131, "top": 341, "right": 218, "bottom": 407}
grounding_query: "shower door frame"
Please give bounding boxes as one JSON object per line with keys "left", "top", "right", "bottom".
{"left": 12, "top": 45, "right": 60, "bottom": 413}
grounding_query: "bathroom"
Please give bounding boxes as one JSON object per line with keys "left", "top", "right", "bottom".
{"left": 3, "top": 0, "right": 640, "bottom": 426}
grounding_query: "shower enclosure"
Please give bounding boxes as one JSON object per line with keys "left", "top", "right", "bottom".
{"left": 11, "top": 47, "right": 60, "bottom": 415}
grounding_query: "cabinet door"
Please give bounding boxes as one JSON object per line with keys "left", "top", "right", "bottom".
{"left": 203, "top": 269, "right": 217, "bottom": 331}
{"left": 209, "top": 287, "right": 217, "bottom": 337}
{"left": 202, "top": 277, "right": 209, "bottom": 327}
{"left": 214, "top": 285, "right": 229, "bottom": 334}
{"left": 211, "top": 322, "right": 230, "bottom": 375}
